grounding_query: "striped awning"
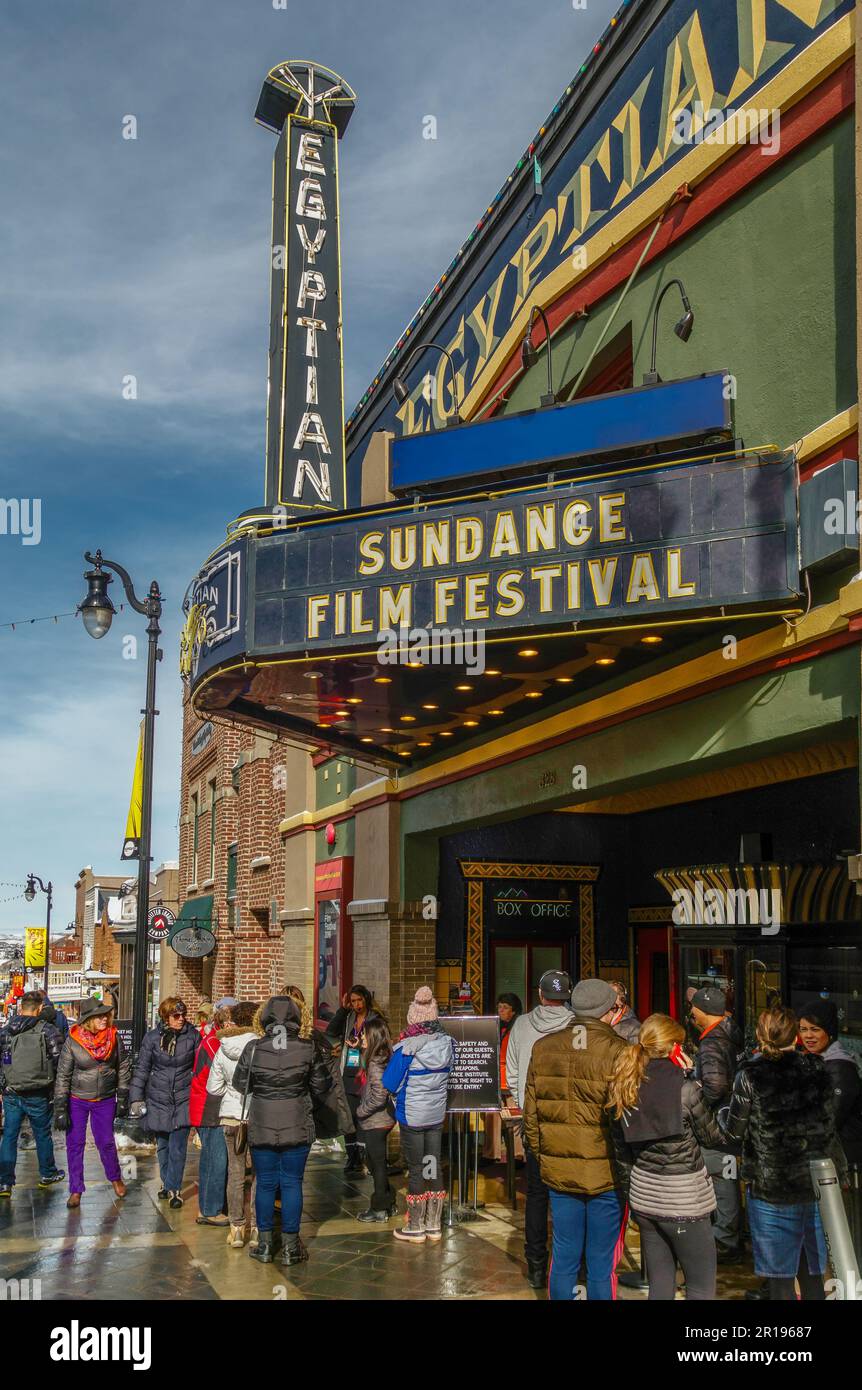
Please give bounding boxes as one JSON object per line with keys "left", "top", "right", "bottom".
{"left": 655, "top": 863, "right": 862, "bottom": 926}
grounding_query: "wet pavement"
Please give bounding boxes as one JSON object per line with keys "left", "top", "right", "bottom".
{"left": 0, "top": 1136, "right": 762, "bottom": 1301}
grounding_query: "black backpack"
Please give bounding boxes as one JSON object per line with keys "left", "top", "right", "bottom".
{"left": 2, "top": 1022, "right": 54, "bottom": 1092}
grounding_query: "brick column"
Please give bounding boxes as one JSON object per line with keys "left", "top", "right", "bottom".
{"left": 347, "top": 898, "right": 436, "bottom": 1035}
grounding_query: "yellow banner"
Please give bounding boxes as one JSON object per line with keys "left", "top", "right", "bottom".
{"left": 121, "top": 722, "right": 144, "bottom": 861}
{"left": 24, "top": 926, "right": 47, "bottom": 969}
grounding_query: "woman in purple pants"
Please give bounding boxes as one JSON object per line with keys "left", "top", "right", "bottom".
{"left": 53, "top": 997, "right": 131, "bottom": 1208}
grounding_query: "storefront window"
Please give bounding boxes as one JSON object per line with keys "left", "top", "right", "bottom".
{"left": 789, "top": 946, "right": 862, "bottom": 1065}
{"left": 317, "top": 897, "right": 341, "bottom": 1024}
{"left": 680, "top": 945, "right": 734, "bottom": 1002}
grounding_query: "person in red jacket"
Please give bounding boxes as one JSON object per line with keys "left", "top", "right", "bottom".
{"left": 190, "top": 1002, "right": 232, "bottom": 1226}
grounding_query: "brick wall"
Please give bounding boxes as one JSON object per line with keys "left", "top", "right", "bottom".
{"left": 177, "top": 693, "right": 293, "bottom": 1010}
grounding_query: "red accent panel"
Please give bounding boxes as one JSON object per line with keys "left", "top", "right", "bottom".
{"left": 799, "top": 431, "right": 858, "bottom": 483}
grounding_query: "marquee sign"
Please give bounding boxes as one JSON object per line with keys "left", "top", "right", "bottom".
{"left": 249, "top": 451, "right": 798, "bottom": 653}
{"left": 261, "top": 62, "right": 355, "bottom": 514}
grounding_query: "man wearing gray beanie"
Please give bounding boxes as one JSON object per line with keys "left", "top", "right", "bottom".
{"left": 523, "top": 977, "right": 630, "bottom": 1301}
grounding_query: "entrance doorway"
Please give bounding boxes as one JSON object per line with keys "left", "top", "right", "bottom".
{"left": 633, "top": 925, "right": 674, "bottom": 1021}
{"left": 490, "top": 939, "right": 569, "bottom": 1011}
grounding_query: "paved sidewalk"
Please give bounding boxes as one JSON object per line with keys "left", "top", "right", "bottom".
{"left": 0, "top": 1137, "right": 761, "bottom": 1301}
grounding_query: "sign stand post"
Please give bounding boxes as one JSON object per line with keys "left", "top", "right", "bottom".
{"left": 442, "top": 1016, "right": 501, "bottom": 1224}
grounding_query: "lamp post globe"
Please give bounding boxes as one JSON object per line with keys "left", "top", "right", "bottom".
{"left": 24, "top": 878, "right": 36, "bottom": 903}
{"left": 80, "top": 562, "right": 116, "bottom": 639}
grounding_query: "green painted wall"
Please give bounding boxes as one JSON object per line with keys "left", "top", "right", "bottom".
{"left": 507, "top": 115, "right": 855, "bottom": 450}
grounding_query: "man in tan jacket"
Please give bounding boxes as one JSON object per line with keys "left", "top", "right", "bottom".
{"left": 524, "top": 977, "right": 631, "bottom": 1300}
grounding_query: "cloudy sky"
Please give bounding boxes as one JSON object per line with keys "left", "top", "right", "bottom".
{"left": 0, "top": 0, "right": 618, "bottom": 936}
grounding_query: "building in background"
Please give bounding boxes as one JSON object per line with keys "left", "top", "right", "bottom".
{"left": 72, "top": 863, "right": 179, "bottom": 1021}
{"left": 177, "top": 1, "right": 861, "bottom": 1046}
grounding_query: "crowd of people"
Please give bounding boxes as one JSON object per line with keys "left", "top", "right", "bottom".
{"left": 0, "top": 979, "right": 458, "bottom": 1264}
{"left": 1, "top": 970, "right": 859, "bottom": 1301}
{"left": 512, "top": 970, "right": 860, "bottom": 1300}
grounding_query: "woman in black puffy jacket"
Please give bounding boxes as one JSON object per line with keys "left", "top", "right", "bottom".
{"left": 608, "top": 1013, "right": 726, "bottom": 1300}
{"left": 721, "top": 1006, "right": 845, "bottom": 1301}
{"left": 129, "top": 996, "right": 197, "bottom": 1208}
{"left": 231, "top": 995, "right": 332, "bottom": 1268}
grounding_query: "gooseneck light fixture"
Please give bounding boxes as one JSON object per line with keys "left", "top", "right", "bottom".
{"left": 520, "top": 304, "right": 557, "bottom": 407}
{"left": 79, "top": 550, "right": 163, "bottom": 1056}
{"left": 392, "top": 341, "right": 462, "bottom": 427}
{"left": 643, "top": 278, "right": 695, "bottom": 386}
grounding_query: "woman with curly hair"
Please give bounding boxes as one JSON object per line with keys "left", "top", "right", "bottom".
{"left": 231, "top": 994, "right": 332, "bottom": 1267}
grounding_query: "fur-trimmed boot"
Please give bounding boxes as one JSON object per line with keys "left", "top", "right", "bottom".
{"left": 393, "top": 1192, "right": 427, "bottom": 1242}
{"left": 424, "top": 1190, "right": 446, "bottom": 1242}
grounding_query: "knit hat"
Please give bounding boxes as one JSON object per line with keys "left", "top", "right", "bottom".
{"left": 214, "top": 997, "right": 238, "bottom": 1011}
{"left": 798, "top": 997, "right": 839, "bottom": 1040}
{"left": 570, "top": 978, "right": 617, "bottom": 1019}
{"left": 197, "top": 1002, "right": 214, "bottom": 1020}
{"left": 407, "top": 985, "right": 439, "bottom": 1026}
{"left": 691, "top": 986, "right": 726, "bottom": 1016}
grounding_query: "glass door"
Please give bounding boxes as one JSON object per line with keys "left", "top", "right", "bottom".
{"left": 491, "top": 940, "right": 568, "bottom": 1010}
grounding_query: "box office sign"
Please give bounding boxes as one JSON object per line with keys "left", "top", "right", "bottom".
{"left": 253, "top": 452, "right": 799, "bottom": 650}
{"left": 490, "top": 882, "right": 577, "bottom": 925}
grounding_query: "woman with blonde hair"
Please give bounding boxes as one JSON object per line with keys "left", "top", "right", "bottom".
{"left": 608, "top": 1012, "right": 725, "bottom": 1299}
{"left": 231, "top": 994, "right": 332, "bottom": 1267}
{"left": 722, "top": 1006, "right": 844, "bottom": 1301}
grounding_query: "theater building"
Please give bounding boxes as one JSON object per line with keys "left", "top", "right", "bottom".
{"left": 177, "top": 2, "right": 862, "bottom": 1051}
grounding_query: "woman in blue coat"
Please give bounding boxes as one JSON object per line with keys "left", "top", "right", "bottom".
{"left": 130, "top": 997, "right": 197, "bottom": 1207}
{"left": 382, "top": 986, "right": 455, "bottom": 1245}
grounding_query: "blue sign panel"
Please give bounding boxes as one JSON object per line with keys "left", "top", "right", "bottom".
{"left": 250, "top": 452, "right": 798, "bottom": 654}
{"left": 390, "top": 373, "right": 733, "bottom": 494}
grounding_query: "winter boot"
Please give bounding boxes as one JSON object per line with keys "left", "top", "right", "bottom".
{"left": 357, "top": 1205, "right": 396, "bottom": 1223}
{"left": 227, "top": 1224, "right": 246, "bottom": 1248}
{"left": 393, "top": 1192, "right": 427, "bottom": 1242}
{"left": 248, "top": 1230, "right": 275, "bottom": 1263}
{"left": 424, "top": 1190, "right": 446, "bottom": 1242}
{"left": 526, "top": 1257, "right": 548, "bottom": 1289}
{"left": 279, "top": 1231, "right": 309, "bottom": 1266}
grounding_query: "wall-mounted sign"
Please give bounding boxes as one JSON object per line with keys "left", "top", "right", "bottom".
{"left": 251, "top": 452, "right": 798, "bottom": 652}
{"left": 147, "top": 907, "right": 176, "bottom": 943}
{"left": 345, "top": 0, "right": 852, "bottom": 463}
{"left": 191, "top": 721, "right": 214, "bottom": 758}
{"left": 262, "top": 62, "right": 356, "bottom": 514}
{"left": 170, "top": 925, "right": 216, "bottom": 959}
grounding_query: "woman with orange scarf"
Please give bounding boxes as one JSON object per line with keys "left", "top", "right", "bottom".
{"left": 53, "top": 997, "right": 132, "bottom": 1208}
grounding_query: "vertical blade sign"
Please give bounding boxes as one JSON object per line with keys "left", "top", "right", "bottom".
{"left": 266, "top": 113, "right": 346, "bottom": 513}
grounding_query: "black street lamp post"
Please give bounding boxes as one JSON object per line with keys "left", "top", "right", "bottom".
{"left": 23, "top": 874, "right": 52, "bottom": 990}
{"left": 79, "top": 550, "right": 163, "bottom": 1056}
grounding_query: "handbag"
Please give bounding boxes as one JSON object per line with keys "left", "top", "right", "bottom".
{"left": 232, "top": 1040, "right": 259, "bottom": 1155}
